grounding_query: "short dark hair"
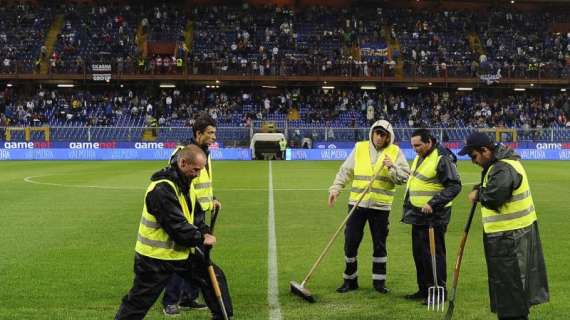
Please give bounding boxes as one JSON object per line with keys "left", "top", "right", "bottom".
{"left": 192, "top": 113, "right": 217, "bottom": 136}
{"left": 411, "top": 128, "right": 435, "bottom": 144}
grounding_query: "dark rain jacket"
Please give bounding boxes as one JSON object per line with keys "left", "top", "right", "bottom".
{"left": 402, "top": 143, "right": 462, "bottom": 226}
{"left": 134, "top": 163, "right": 211, "bottom": 272}
{"left": 478, "top": 144, "right": 549, "bottom": 317}
{"left": 146, "top": 163, "right": 210, "bottom": 247}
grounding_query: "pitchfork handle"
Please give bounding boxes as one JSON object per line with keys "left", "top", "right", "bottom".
{"left": 428, "top": 226, "right": 436, "bottom": 256}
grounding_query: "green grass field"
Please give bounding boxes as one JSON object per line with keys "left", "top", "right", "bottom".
{"left": 1, "top": 160, "right": 568, "bottom": 320}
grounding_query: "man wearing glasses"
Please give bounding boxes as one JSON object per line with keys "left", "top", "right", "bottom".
{"left": 328, "top": 120, "right": 410, "bottom": 294}
{"left": 460, "top": 132, "right": 549, "bottom": 320}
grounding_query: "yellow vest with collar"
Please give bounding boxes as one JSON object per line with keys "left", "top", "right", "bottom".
{"left": 406, "top": 148, "right": 451, "bottom": 208}
{"left": 481, "top": 159, "right": 537, "bottom": 233}
{"left": 135, "top": 179, "right": 195, "bottom": 260}
{"left": 349, "top": 141, "right": 400, "bottom": 206}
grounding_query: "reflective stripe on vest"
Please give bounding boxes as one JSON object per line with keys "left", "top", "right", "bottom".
{"left": 481, "top": 159, "right": 537, "bottom": 233}
{"left": 194, "top": 155, "right": 213, "bottom": 212}
{"left": 349, "top": 141, "right": 400, "bottom": 206}
{"left": 135, "top": 179, "right": 195, "bottom": 260}
{"left": 406, "top": 149, "right": 451, "bottom": 208}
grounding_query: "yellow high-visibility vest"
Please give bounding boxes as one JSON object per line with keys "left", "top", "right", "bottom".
{"left": 279, "top": 139, "right": 287, "bottom": 151}
{"left": 349, "top": 141, "right": 400, "bottom": 206}
{"left": 135, "top": 179, "right": 195, "bottom": 260}
{"left": 169, "top": 146, "right": 214, "bottom": 212}
{"left": 406, "top": 148, "right": 451, "bottom": 208}
{"left": 481, "top": 159, "right": 537, "bottom": 233}
{"left": 194, "top": 155, "right": 214, "bottom": 212}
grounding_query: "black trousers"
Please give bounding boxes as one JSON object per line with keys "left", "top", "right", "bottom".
{"left": 411, "top": 224, "right": 447, "bottom": 295}
{"left": 115, "top": 253, "right": 232, "bottom": 320}
{"left": 343, "top": 206, "right": 390, "bottom": 283}
{"left": 162, "top": 273, "right": 200, "bottom": 306}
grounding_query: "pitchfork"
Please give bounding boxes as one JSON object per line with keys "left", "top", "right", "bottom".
{"left": 427, "top": 224, "right": 445, "bottom": 311}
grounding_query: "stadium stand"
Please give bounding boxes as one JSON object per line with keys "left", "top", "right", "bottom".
{"left": 1, "top": 85, "right": 569, "bottom": 143}
{"left": 0, "top": 2, "right": 567, "bottom": 79}
{"left": 0, "top": 0, "right": 569, "bottom": 146}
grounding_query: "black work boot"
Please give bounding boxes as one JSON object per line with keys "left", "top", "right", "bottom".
{"left": 373, "top": 280, "right": 390, "bottom": 294}
{"left": 404, "top": 290, "right": 426, "bottom": 300}
{"left": 336, "top": 279, "right": 358, "bottom": 293}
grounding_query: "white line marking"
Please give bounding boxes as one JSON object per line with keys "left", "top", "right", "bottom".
{"left": 23, "top": 176, "right": 331, "bottom": 191}
{"left": 24, "top": 176, "right": 144, "bottom": 190}
{"left": 267, "top": 161, "right": 282, "bottom": 320}
{"left": 24, "top": 174, "right": 480, "bottom": 192}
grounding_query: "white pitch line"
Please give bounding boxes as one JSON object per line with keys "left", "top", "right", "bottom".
{"left": 23, "top": 176, "right": 332, "bottom": 192}
{"left": 24, "top": 174, "right": 480, "bottom": 192}
{"left": 267, "top": 161, "right": 282, "bottom": 320}
{"left": 23, "top": 176, "right": 144, "bottom": 190}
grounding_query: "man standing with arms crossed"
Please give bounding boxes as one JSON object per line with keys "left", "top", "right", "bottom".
{"left": 461, "top": 132, "right": 549, "bottom": 320}
{"left": 402, "top": 129, "right": 461, "bottom": 304}
{"left": 162, "top": 113, "right": 222, "bottom": 316}
{"left": 328, "top": 120, "right": 410, "bottom": 294}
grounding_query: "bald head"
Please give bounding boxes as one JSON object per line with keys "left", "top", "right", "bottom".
{"left": 177, "top": 145, "right": 206, "bottom": 179}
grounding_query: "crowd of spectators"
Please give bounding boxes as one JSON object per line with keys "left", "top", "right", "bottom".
{"left": 50, "top": 4, "right": 139, "bottom": 74}
{"left": 0, "top": 4, "right": 54, "bottom": 73}
{"left": 1, "top": 3, "right": 568, "bottom": 79}
{"left": 145, "top": 5, "right": 186, "bottom": 41}
{"left": 188, "top": 4, "right": 396, "bottom": 77}
{"left": 1, "top": 87, "right": 568, "bottom": 135}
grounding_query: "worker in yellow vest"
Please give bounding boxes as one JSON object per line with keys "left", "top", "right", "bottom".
{"left": 461, "top": 132, "right": 549, "bottom": 320}
{"left": 328, "top": 120, "right": 410, "bottom": 294}
{"left": 402, "top": 129, "right": 461, "bottom": 304}
{"left": 279, "top": 138, "right": 287, "bottom": 160}
{"left": 115, "top": 145, "right": 232, "bottom": 320}
{"left": 162, "top": 113, "right": 222, "bottom": 316}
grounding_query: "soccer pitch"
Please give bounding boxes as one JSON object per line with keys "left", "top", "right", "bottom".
{"left": 1, "top": 160, "right": 568, "bottom": 320}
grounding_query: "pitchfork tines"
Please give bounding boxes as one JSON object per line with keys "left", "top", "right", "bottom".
{"left": 428, "top": 284, "right": 445, "bottom": 311}
{"left": 427, "top": 225, "right": 445, "bottom": 312}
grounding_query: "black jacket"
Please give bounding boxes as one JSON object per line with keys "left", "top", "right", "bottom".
{"left": 145, "top": 163, "right": 210, "bottom": 248}
{"left": 402, "top": 143, "right": 462, "bottom": 226}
